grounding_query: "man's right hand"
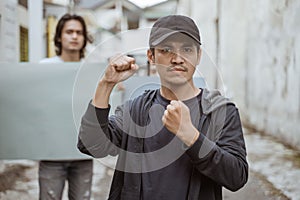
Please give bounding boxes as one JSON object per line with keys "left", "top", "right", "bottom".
{"left": 103, "top": 54, "right": 139, "bottom": 85}
{"left": 92, "top": 54, "right": 139, "bottom": 108}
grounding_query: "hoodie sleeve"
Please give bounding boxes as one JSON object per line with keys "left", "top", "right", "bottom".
{"left": 77, "top": 101, "right": 124, "bottom": 158}
{"left": 186, "top": 104, "right": 248, "bottom": 191}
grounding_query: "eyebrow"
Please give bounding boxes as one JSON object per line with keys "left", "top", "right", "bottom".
{"left": 158, "top": 42, "right": 196, "bottom": 47}
{"left": 65, "top": 29, "right": 83, "bottom": 32}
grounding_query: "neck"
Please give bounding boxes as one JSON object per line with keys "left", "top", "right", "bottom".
{"left": 160, "top": 83, "right": 200, "bottom": 101}
{"left": 60, "top": 51, "right": 81, "bottom": 62}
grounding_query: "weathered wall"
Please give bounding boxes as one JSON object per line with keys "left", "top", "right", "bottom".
{"left": 178, "top": 0, "right": 300, "bottom": 150}
{"left": 0, "top": 0, "right": 18, "bottom": 62}
{"left": 177, "top": 0, "right": 220, "bottom": 89}
{"left": 220, "top": 0, "right": 300, "bottom": 150}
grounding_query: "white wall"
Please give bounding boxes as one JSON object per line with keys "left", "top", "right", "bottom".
{"left": 28, "top": 0, "right": 43, "bottom": 62}
{"left": 244, "top": 0, "right": 300, "bottom": 149}
{"left": 218, "top": 0, "right": 249, "bottom": 106}
{"left": 0, "top": 0, "right": 18, "bottom": 62}
{"left": 178, "top": 0, "right": 219, "bottom": 90}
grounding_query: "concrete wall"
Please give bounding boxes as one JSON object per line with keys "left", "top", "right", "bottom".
{"left": 0, "top": 0, "right": 18, "bottom": 62}
{"left": 219, "top": 0, "right": 300, "bottom": 150}
{"left": 178, "top": 0, "right": 220, "bottom": 89}
{"left": 178, "top": 0, "right": 300, "bottom": 150}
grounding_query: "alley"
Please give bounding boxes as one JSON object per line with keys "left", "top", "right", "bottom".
{"left": 1, "top": 129, "right": 299, "bottom": 199}
{"left": 1, "top": 0, "right": 299, "bottom": 199}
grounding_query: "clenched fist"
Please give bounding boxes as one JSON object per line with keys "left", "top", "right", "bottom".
{"left": 92, "top": 54, "right": 139, "bottom": 108}
{"left": 162, "top": 100, "right": 199, "bottom": 146}
{"left": 103, "top": 54, "right": 139, "bottom": 84}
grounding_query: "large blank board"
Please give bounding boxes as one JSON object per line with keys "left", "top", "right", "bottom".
{"left": 0, "top": 63, "right": 89, "bottom": 160}
{"left": 0, "top": 63, "right": 205, "bottom": 160}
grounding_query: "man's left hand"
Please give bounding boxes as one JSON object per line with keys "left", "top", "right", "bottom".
{"left": 162, "top": 100, "right": 199, "bottom": 146}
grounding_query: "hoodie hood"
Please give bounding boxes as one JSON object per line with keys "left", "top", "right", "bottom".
{"left": 201, "top": 88, "right": 232, "bottom": 115}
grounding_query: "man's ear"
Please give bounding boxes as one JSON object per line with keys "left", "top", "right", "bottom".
{"left": 196, "top": 48, "right": 202, "bottom": 65}
{"left": 147, "top": 49, "right": 154, "bottom": 64}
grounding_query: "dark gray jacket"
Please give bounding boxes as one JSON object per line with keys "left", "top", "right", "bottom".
{"left": 78, "top": 88, "right": 248, "bottom": 200}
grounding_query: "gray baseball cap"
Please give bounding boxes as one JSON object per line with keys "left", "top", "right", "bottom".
{"left": 149, "top": 15, "right": 201, "bottom": 47}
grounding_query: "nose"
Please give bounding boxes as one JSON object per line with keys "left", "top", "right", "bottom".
{"left": 171, "top": 50, "right": 184, "bottom": 64}
{"left": 72, "top": 32, "right": 78, "bottom": 38}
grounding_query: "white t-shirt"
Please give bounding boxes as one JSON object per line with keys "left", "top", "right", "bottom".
{"left": 40, "top": 56, "right": 84, "bottom": 63}
{"left": 40, "top": 56, "right": 64, "bottom": 63}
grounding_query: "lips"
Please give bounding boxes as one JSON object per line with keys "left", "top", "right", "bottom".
{"left": 167, "top": 66, "right": 187, "bottom": 72}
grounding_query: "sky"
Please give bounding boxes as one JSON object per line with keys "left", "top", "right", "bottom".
{"left": 128, "top": 0, "right": 168, "bottom": 8}
{"left": 48, "top": 0, "right": 168, "bottom": 9}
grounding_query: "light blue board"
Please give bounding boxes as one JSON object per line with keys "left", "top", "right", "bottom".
{"left": 0, "top": 63, "right": 205, "bottom": 160}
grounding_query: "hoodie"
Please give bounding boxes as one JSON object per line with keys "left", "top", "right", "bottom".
{"left": 78, "top": 88, "right": 248, "bottom": 200}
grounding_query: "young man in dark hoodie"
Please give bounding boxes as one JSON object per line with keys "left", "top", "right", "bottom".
{"left": 78, "top": 15, "right": 248, "bottom": 200}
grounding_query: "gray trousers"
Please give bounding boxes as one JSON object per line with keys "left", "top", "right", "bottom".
{"left": 39, "top": 160, "right": 93, "bottom": 200}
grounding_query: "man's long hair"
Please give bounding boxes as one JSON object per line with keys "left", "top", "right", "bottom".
{"left": 54, "top": 13, "right": 89, "bottom": 59}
